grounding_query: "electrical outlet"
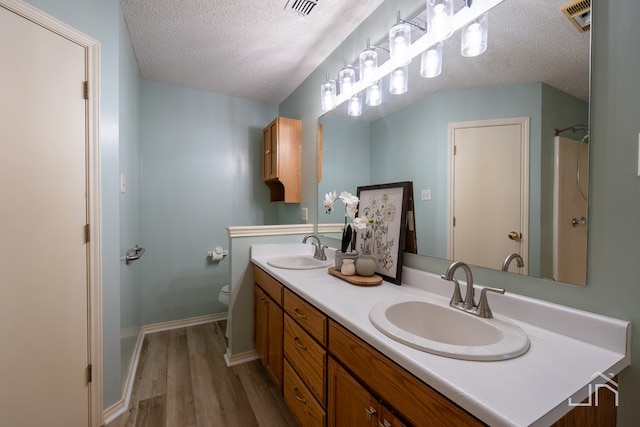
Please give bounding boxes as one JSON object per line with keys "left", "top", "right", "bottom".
{"left": 421, "top": 189, "right": 431, "bottom": 200}
{"left": 301, "top": 207, "right": 308, "bottom": 221}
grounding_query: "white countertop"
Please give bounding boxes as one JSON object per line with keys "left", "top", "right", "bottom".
{"left": 251, "top": 243, "right": 631, "bottom": 427}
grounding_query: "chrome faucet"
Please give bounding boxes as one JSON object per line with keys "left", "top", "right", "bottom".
{"left": 302, "top": 234, "right": 327, "bottom": 260}
{"left": 502, "top": 253, "right": 524, "bottom": 271}
{"left": 441, "top": 261, "right": 505, "bottom": 318}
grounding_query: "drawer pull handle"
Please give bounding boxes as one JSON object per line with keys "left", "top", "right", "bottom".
{"left": 293, "top": 308, "right": 307, "bottom": 319}
{"left": 293, "top": 387, "right": 307, "bottom": 404}
{"left": 293, "top": 336, "right": 307, "bottom": 350}
{"left": 364, "top": 406, "right": 377, "bottom": 420}
{"left": 378, "top": 420, "right": 392, "bottom": 427}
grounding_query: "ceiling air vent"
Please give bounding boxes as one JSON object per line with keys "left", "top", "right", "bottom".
{"left": 561, "top": 0, "right": 591, "bottom": 32}
{"left": 286, "top": 0, "right": 319, "bottom": 16}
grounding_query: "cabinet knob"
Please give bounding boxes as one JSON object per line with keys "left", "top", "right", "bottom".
{"left": 265, "top": 149, "right": 271, "bottom": 154}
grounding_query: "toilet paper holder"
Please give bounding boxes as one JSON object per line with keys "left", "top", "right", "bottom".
{"left": 208, "top": 246, "right": 228, "bottom": 261}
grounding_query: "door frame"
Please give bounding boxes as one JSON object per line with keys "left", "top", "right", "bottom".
{"left": 447, "top": 117, "right": 530, "bottom": 271}
{"left": 0, "top": 0, "right": 102, "bottom": 425}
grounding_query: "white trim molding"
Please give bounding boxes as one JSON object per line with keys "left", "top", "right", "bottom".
{"left": 224, "top": 349, "right": 260, "bottom": 367}
{"left": 317, "top": 223, "right": 344, "bottom": 234}
{"left": 227, "top": 224, "right": 314, "bottom": 237}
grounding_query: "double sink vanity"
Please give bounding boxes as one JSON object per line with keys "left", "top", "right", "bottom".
{"left": 250, "top": 243, "right": 630, "bottom": 426}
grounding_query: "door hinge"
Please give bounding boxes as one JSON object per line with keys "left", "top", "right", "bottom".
{"left": 86, "top": 364, "right": 92, "bottom": 384}
{"left": 453, "top": 217, "right": 456, "bottom": 227}
{"left": 83, "top": 81, "right": 89, "bottom": 100}
{"left": 453, "top": 145, "right": 457, "bottom": 155}
{"left": 84, "top": 224, "right": 90, "bottom": 243}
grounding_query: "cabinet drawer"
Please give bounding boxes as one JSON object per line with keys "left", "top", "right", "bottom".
{"left": 284, "top": 288, "right": 327, "bottom": 345}
{"left": 284, "top": 359, "right": 326, "bottom": 427}
{"left": 328, "top": 320, "right": 483, "bottom": 427}
{"left": 284, "top": 314, "right": 326, "bottom": 406}
{"left": 253, "top": 265, "right": 283, "bottom": 305}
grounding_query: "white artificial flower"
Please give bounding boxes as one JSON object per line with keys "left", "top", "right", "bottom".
{"left": 351, "top": 217, "right": 368, "bottom": 230}
{"left": 324, "top": 191, "right": 337, "bottom": 214}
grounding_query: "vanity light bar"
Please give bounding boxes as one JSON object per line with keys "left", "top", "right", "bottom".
{"left": 332, "top": 0, "right": 504, "bottom": 108}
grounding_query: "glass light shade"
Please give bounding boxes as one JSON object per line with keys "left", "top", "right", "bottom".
{"left": 420, "top": 42, "right": 443, "bottom": 78}
{"left": 389, "top": 22, "right": 412, "bottom": 65}
{"left": 338, "top": 67, "right": 356, "bottom": 97}
{"left": 389, "top": 66, "right": 408, "bottom": 95}
{"left": 320, "top": 80, "right": 336, "bottom": 111}
{"left": 359, "top": 48, "right": 378, "bottom": 82}
{"left": 348, "top": 93, "right": 363, "bottom": 117}
{"left": 461, "top": 13, "right": 488, "bottom": 57}
{"left": 427, "top": 0, "right": 453, "bottom": 40}
{"left": 366, "top": 82, "right": 382, "bottom": 106}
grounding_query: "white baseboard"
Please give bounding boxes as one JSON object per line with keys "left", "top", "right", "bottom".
{"left": 102, "top": 313, "right": 227, "bottom": 425}
{"left": 224, "top": 349, "right": 260, "bottom": 367}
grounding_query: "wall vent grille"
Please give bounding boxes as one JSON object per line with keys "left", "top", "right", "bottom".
{"left": 561, "top": 0, "right": 591, "bottom": 32}
{"left": 286, "top": 0, "right": 319, "bottom": 16}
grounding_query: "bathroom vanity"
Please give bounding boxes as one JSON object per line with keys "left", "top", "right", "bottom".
{"left": 251, "top": 244, "right": 630, "bottom": 426}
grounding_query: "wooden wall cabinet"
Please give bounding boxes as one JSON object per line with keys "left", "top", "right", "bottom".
{"left": 262, "top": 117, "right": 301, "bottom": 203}
{"left": 253, "top": 266, "right": 284, "bottom": 392}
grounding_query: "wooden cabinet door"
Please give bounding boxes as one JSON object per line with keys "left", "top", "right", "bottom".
{"left": 262, "top": 120, "right": 278, "bottom": 180}
{"left": 328, "top": 357, "right": 378, "bottom": 427}
{"left": 254, "top": 285, "right": 268, "bottom": 363}
{"left": 266, "top": 294, "right": 284, "bottom": 391}
{"left": 254, "top": 284, "right": 284, "bottom": 392}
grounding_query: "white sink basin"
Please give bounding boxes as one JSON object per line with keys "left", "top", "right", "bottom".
{"left": 369, "top": 296, "right": 530, "bottom": 361}
{"left": 267, "top": 255, "right": 333, "bottom": 270}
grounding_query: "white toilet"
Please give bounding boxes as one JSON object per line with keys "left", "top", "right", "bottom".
{"left": 218, "top": 285, "right": 229, "bottom": 307}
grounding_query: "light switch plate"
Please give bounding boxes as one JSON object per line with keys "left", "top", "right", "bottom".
{"left": 421, "top": 189, "right": 431, "bottom": 200}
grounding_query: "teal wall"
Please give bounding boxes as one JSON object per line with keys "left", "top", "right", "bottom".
{"left": 280, "top": 0, "right": 640, "bottom": 424}
{"left": 139, "top": 81, "right": 277, "bottom": 325}
{"left": 318, "top": 115, "right": 372, "bottom": 223}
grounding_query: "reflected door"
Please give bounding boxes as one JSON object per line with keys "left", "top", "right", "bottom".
{"left": 553, "top": 136, "right": 588, "bottom": 285}
{"left": 449, "top": 118, "right": 529, "bottom": 273}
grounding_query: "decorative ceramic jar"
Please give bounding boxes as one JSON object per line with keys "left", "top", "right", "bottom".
{"left": 355, "top": 254, "right": 377, "bottom": 277}
{"left": 334, "top": 250, "right": 359, "bottom": 270}
{"left": 340, "top": 259, "right": 356, "bottom": 276}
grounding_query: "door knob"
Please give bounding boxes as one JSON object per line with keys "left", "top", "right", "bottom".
{"left": 508, "top": 231, "right": 522, "bottom": 241}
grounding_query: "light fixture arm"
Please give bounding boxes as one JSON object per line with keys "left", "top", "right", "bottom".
{"left": 398, "top": 11, "right": 427, "bottom": 32}
{"left": 366, "top": 37, "right": 389, "bottom": 54}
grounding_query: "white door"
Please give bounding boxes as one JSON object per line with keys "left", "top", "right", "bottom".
{"left": 0, "top": 5, "right": 90, "bottom": 426}
{"left": 553, "top": 136, "right": 588, "bottom": 285}
{"left": 449, "top": 118, "right": 529, "bottom": 273}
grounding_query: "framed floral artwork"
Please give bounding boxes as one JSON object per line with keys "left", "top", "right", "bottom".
{"left": 355, "top": 181, "right": 412, "bottom": 285}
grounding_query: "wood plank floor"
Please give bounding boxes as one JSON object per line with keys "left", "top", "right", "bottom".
{"left": 106, "top": 321, "right": 297, "bottom": 427}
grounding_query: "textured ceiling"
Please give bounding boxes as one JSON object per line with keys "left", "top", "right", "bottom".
{"left": 121, "top": 0, "right": 386, "bottom": 105}
{"left": 121, "top": 0, "right": 589, "bottom": 109}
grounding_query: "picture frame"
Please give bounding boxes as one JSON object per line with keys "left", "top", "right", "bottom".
{"left": 355, "top": 181, "right": 412, "bottom": 285}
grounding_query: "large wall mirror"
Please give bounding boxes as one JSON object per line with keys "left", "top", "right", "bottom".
{"left": 317, "top": 0, "right": 591, "bottom": 286}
